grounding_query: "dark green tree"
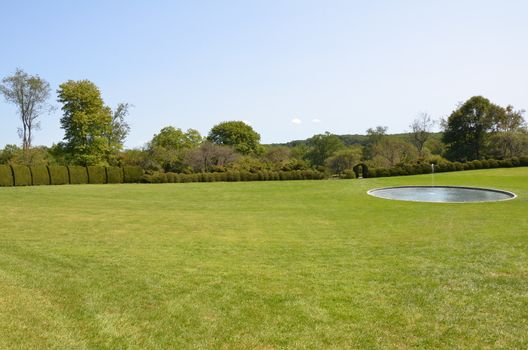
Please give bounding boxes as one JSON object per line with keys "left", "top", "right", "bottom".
{"left": 442, "top": 96, "right": 505, "bottom": 161}
{"left": 305, "top": 132, "right": 345, "bottom": 167}
{"left": 207, "top": 121, "right": 261, "bottom": 155}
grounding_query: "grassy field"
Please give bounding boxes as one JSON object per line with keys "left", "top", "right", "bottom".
{"left": 0, "top": 168, "right": 527, "bottom": 349}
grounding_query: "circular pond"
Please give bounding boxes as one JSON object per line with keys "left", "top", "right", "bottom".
{"left": 367, "top": 186, "right": 516, "bottom": 203}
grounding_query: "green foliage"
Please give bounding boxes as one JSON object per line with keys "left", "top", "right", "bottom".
{"left": 12, "top": 165, "right": 32, "bottom": 186}
{"left": 68, "top": 166, "right": 88, "bottom": 184}
{"left": 326, "top": 147, "right": 362, "bottom": 174}
{"left": 48, "top": 166, "right": 69, "bottom": 185}
{"left": 57, "top": 80, "right": 114, "bottom": 166}
{"left": 305, "top": 132, "right": 345, "bottom": 167}
{"left": 87, "top": 166, "right": 107, "bottom": 184}
{"left": 208, "top": 121, "right": 261, "bottom": 155}
{"left": 140, "top": 170, "right": 325, "bottom": 183}
{"left": 442, "top": 96, "right": 526, "bottom": 161}
{"left": 106, "top": 167, "right": 124, "bottom": 184}
{"left": 30, "top": 166, "right": 50, "bottom": 185}
{"left": 123, "top": 166, "right": 144, "bottom": 183}
{"left": 150, "top": 127, "right": 202, "bottom": 149}
{"left": 0, "top": 165, "right": 14, "bottom": 186}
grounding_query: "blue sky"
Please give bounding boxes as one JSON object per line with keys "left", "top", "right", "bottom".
{"left": 1, "top": 0, "right": 527, "bottom": 148}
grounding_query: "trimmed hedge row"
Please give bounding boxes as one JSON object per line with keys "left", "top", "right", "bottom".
{"left": 30, "top": 166, "right": 50, "bottom": 186}
{"left": 12, "top": 165, "right": 32, "bottom": 186}
{"left": 368, "top": 157, "right": 528, "bottom": 178}
{"left": 88, "top": 166, "right": 107, "bottom": 184}
{"left": 68, "top": 166, "right": 88, "bottom": 184}
{"left": 106, "top": 167, "right": 124, "bottom": 184}
{"left": 49, "top": 166, "right": 69, "bottom": 185}
{"left": 0, "top": 165, "right": 143, "bottom": 187}
{"left": 123, "top": 166, "right": 143, "bottom": 183}
{"left": 142, "top": 170, "right": 325, "bottom": 183}
{"left": 0, "top": 165, "right": 14, "bottom": 186}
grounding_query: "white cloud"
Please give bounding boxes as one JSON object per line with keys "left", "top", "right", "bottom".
{"left": 312, "top": 118, "right": 321, "bottom": 124}
{"left": 242, "top": 120, "right": 252, "bottom": 126}
{"left": 291, "top": 118, "right": 302, "bottom": 125}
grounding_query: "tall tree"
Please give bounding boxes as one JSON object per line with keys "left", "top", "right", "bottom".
{"left": 442, "top": 96, "right": 507, "bottom": 161}
{"left": 108, "top": 103, "right": 131, "bottom": 148}
{"left": 207, "top": 121, "right": 261, "bottom": 155}
{"left": 0, "top": 68, "right": 52, "bottom": 152}
{"left": 305, "top": 132, "right": 345, "bottom": 167}
{"left": 57, "top": 80, "right": 117, "bottom": 165}
{"left": 364, "top": 126, "right": 388, "bottom": 159}
{"left": 150, "top": 126, "right": 202, "bottom": 150}
{"left": 325, "top": 147, "right": 362, "bottom": 174}
{"left": 409, "top": 113, "right": 434, "bottom": 157}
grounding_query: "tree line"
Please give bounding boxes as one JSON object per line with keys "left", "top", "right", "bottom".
{"left": 1, "top": 69, "right": 527, "bottom": 177}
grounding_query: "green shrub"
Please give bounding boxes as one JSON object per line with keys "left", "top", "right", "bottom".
{"left": 30, "top": 166, "right": 50, "bottom": 185}
{"left": 471, "top": 160, "right": 483, "bottom": 169}
{"left": 0, "top": 165, "right": 14, "bottom": 186}
{"left": 12, "top": 165, "right": 32, "bottom": 186}
{"left": 519, "top": 156, "right": 528, "bottom": 166}
{"left": 87, "top": 166, "right": 106, "bottom": 184}
{"left": 453, "top": 162, "right": 464, "bottom": 171}
{"left": 106, "top": 167, "right": 124, "bottom": 183}
{"left": 123, "top": 166, "right": 144, "bottom": 183}
{"left": 48, "top": 166, "right": 69, "bottom": 185}
{"left": 342, "top": 170, "right": 356, "bottom": 179}
{"left": 511, "top": 157, "right": 520, "bottom": 166}
{"left": 488, "top": 159, "right": 499, "bottom": 168}
{"left": 463, "top": 162, "right": 475, "bottom": 170}
{"left": 499, "top": 159, "right": 513, "bottom": 168}
{"left": 165, "top": 173, "right": 175, "bottom": 183}
{"left": 68, "top": 166, "right": 88, "bottom": 184}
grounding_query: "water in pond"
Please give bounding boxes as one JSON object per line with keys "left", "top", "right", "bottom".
{"left": 368, "top": 186, "right": 515, "bottom": 203}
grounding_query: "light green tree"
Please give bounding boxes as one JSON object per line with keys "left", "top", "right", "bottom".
{"left": 57, "top": 80, "right": 127, "bottom": 165}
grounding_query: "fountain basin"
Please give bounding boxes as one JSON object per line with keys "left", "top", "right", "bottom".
{"left": 367, "top": 186, "right": 516, "bottom": 203}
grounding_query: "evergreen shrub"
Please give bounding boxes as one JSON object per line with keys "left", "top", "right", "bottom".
{"left": 68, "top": 166, "right": 88, "bottom": 184}
{"left": 12, "top": 165, "right": 32, "bottom": 186}
{"left": 106, "top": 167, "right": 124, "bottom": 183}
{"left": 30, "top": 166, "right": 50, "bottom": 185}
{"left": 123, "top": 166, "right": 144, "bottom": 183}
{"left": 0, "top": 165, "right": 14, "bottom": 186}
{"left": 48, "top": 166, "right": 69, "bottom": 185}
{"left": 87, "top": 166, "right": 106, "bottom": 184}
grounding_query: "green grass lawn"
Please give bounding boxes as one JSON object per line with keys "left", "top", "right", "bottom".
{"left": 0, "top": 168, "right": 527, "bottom": 349}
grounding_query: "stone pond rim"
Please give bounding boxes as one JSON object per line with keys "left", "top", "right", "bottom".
{"left": 367, "top": 186, "right": 517, "bottom": 203}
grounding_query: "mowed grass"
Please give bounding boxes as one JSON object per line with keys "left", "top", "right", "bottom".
{"left": 0, "top": 168, "right": 527, "bottom": 349}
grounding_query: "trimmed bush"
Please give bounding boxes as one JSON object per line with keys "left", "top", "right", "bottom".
{"left": 30, "top": 166, "right": 50, "bottom": 185}
{"left": 123, "top": 166, "right": 144, "bottom": 183}
{"left": 499, "top": 159, "right": 513, "bottom": 168}
{"left": 488, "top": 159, "right": 499, "bottom": 168}
{"left": 48, "top": 166, "right": 69, "bottom": 185}
{"left": 12, "top": 165, "right": 32, "bottom": 186}
{"left": 0, "top": 165, "right": 14, "bottom": 186}
{"left": 87, "top": 166, "right": 107, "bottom": 184}
{"left": 68, "top": 166, "right": 88, "bottom": 184}
{"left": 106, "top": 167, "right": 124, "bottom": 183}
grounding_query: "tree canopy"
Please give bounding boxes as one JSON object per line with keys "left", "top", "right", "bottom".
{"left": 442, "top": 96, "right": 525, "bottom": 161}
{"left": 57, "top": 80, "right": 127, "bottom": 166}
{"left": 207, "top": 121, "right": 261, "bottom": 155}
{"left": 305, "top": 132, "right": 345, "bottom": 167}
